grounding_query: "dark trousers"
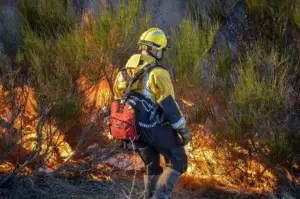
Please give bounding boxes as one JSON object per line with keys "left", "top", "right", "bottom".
{"left": 134, "top": 140, "right": 188, "bottom": 175}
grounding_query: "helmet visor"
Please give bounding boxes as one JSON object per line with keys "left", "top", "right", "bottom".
{"left": 139, "top": 40, "right": 161, "bottom": 49}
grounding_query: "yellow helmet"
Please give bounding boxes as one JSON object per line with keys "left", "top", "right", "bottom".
{"left": 138, "top": 27, "right": 170, "bottom": 51}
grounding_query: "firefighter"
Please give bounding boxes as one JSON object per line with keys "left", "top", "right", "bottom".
{"left": 113, "top": 27, "right": 191, "bottom": 199}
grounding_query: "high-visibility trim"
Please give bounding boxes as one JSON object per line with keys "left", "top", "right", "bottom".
{"left": 171, "top": 118, "right": 186, "bottom": 129}
{"left": 138, "top": 121, "right": 157, "bottom": 128}
{"left": 139, "top": 40, "right": 161, "bottom": 48}
{"left": 144, "top": 72, "right": 152, "bottom": 100}
{"left": 128, "top": 99, "right": 136, "bottom": 106}
{"left": 149, "top": 110, "right": 156, "bottom": 120}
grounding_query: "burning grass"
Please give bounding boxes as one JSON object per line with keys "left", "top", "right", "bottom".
{"left": 0, "top": 77, "right": 113, "bottom": 177}
{"left": 183, "top": 126, "right": 276, "bottom": 194}
{"left": 0, "top": 80, "right": 298, "bottom": 197}
{"left": 1, "top": 1, "right": 299, "bottom": 198}
{"left": 0, "top": 84, "right": 73, "bottom": 172}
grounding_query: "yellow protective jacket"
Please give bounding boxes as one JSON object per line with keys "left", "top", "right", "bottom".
{"left": 113, "top": 53, "right": 186, "bottom": 129}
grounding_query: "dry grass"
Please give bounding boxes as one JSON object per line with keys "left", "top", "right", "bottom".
{"left": 0, "top": 173, "right": 279, "bottom": 199}
{"left": 0, "top": 175, "right": 121, "bottom": 199}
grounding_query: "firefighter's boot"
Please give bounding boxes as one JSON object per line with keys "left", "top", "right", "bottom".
{"left": 151, "top": 167, "right": 181, "bottom": 199}
{"left": 144, "top": 174, "right": 160, "bottom": 199}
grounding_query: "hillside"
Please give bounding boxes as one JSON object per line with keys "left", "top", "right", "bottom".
{"left": 0, "top": 0, "right": 300, "bottom": 198}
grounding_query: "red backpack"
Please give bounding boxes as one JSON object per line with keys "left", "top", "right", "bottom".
{"left": 110, "top": 100, "right": 138, "bottom": 140}
{"left": 109, "top": 64, "right": 159, "bottom": 141}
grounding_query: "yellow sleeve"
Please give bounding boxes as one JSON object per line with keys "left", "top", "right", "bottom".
{"left": 148, "top": 68, "right": 175, "bottom": 103}
{"left": 113, "top": 72, "right": 127, "bottom": 100}
{"left": 148, "top": 68, "right": 187, "bottom": 129}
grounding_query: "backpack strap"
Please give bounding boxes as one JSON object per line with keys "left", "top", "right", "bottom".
{"left": 118, "top": 62, "right": 163, "bottom": 112}
{"left": 123, "top": 63, "right": 163, "bottom": 100}
{"left": 121, "top": 67, "right": 130, "bottom": 83}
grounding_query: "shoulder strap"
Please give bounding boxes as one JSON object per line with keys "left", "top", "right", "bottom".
{"left": 122, "top": 63, "right": 163, "bottom": 100}
{"left": 121, "top": 67, "right": 130, "bottom": 83}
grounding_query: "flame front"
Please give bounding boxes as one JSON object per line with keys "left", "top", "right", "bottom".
{"left": 184, "top": 127, "right": 276, "bottom": 194}
{"left": 0, "top": 85, "right": 74, "bottom": 173}
{"left": 0, "top": 60, "right": 292, "bottom": 195}
{"left": 0, "top": 72, "right": 295, "bottom": 195}
{"left": 0, "top": 11, "right": 299, "bottom": 197}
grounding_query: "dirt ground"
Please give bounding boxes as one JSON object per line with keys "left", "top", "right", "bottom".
{"left": 0, "top": 171, "right": 263, "bottom": 199}
{"left": 108, "top": 169, "right": 265, "bottom": 199}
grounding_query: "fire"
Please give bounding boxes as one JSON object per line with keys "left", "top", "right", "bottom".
{"left": 0, "top": 9, "right": 298, "bottom": 197}
{"left": 0, "top": 162, "right": 14, "bottom": 173}
{"left": 183, "top": 130, "right": 276, "bottom": 194}
{"left": 89, "top": 173, "right": 112, "bottom": 182}
{"left": 180, "top": 97, "right": 194, "bottom": 107}
{"left": 0, "top": 10, "right": 113, "bottom": 177}
{"left": 0, "top": 75, "right": 112, "bottom": 175}
{"left": 177, "top": 91, "right": 278, "bottom": 194}
{"left": 0, "top": 66, "right": 286, "bottom": 195}
{"left": 0, "top": 85, "right": 75, "bottom": 173}
{"left": 77, "top": 74, "right": 112, "bottom": 112}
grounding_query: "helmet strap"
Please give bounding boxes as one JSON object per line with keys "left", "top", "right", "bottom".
{"left": 140, "top": 44, "right": 164, "bottom": 61}
{"left": 156, "top": 50, "right": 165, "bottom": 62}
{"left": 147, "top": 48, "right": 164, "bottom": 61}
{"left": 147, "top": 49, "right": 158, "bottom": 60}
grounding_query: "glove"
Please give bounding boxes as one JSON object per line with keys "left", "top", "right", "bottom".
{"left": 176, "top": 126, "right": 192, "bottom": 146}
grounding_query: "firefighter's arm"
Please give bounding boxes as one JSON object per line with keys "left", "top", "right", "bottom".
{"left": 149, "top": 68, "right": 186, "bottom": 129}
{"left": 113, "top": 72, "right": 127, "bottom": 100}
{"left": 149, "top": 68, "right": 191, "bottom": 145}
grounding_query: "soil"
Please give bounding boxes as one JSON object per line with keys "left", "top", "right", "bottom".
{"left": 0, "top": 170, "right": 265, "bottom": 199}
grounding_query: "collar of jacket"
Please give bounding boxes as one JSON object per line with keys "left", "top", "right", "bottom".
{"left": 125, "top": 54, "right": 157, "bottom": 78}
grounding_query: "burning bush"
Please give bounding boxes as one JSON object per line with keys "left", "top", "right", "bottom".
{"left": 0, "top": 0, "right": 151, "bottom": 186}
{"left": 0, "top": 0, "right": 300, "bottom": 198}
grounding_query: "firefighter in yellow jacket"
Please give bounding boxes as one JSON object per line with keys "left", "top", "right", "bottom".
{"left": 113, "top": 28, "right": 191, "bottom": 199}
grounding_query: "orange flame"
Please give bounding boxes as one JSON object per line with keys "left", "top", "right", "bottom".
{"left": 176, "top": 89, "right": 277, "bottom": 194}
{"left": 183, "top": 132, "right": 276, "bottom": 194}
{"left": 0, "top": 10, "right": 298, "bottom": 195}
{"left": 0, "top": 85, "right": 74, "bottom": 172}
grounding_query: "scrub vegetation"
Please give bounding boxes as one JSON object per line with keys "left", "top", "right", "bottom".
{"left": 0, "top": 0, "right": 300, "bottom": 198}
{"left": 16, "top": 0, "right": 151, "bottom": 120}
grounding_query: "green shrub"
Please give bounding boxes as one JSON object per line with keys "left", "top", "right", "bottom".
{"left": 244, "top": 0, "right": 300, "bottom": 53}
{"left": 212, "top": 47, "right": 234, "bottom": 103}
{"left": 266, "top": 132, "right": 293, "bottom": 165}
{"left": 87, "top": 0, "right": 151, "bottom": 91}
{"left": 0, "top": 54, "right": 19, "bottom": 89}
{"left": 293, "top": 0, "right": 300, "bottom": 29}
{"left": 18, "top": 0, "right": 151, "bottom": 118}
{"left": 232, "top": 56, "right": 287, "bottom": 130}
{"left": 51, "top": 98, "right": 80, "bottom": 122}
{"left": 245, "top": 0, "right": 270, "bottom": 14}
{"left": 91, "top": 0, "right": 149, "bottom": 60}
{"left": 214, "top": 47, "right": 293, "bottom": 167}
{"left": 56, "top": 27, "right": 90, "bottom": 71}
{"left": 21, "top": 25, "right": 85, "bottom": 120}
{"left": 172, "top": 16, "right": 219, "bottom": 86}
{"left": 17, "top": 0, "right": 76, "bottom": 38}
